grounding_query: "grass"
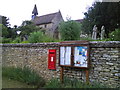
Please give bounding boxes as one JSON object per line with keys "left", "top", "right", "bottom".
{"left": 44, "top": 77, "right": 108, "bottom": 88}
{"left": 2, "top": 77, "right": 37, "bottom": 88}
{"left": 2, "top": 66, "right": 110, "bottom": 88}
{"left": 2, "top": 66, "right": 45, "bottom": 88}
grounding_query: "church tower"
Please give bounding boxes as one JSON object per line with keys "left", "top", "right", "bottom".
{"left": 32, "top": 4, "right": 38, "bottom": 19}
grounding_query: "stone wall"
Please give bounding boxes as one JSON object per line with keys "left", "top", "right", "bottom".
{"left": 90, "top": 42, "right": 120, "bottom": 87}
{"left": 1, "top": 41, "right": 120, "bottom": 88}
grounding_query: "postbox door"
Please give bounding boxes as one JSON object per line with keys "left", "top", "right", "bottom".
{"left": 48, "top": 49, "right": 56, "bottom": 69}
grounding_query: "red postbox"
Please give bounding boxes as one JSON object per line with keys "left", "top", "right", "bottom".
{"left": 48, "top": 49, "right": 56, "bottom": 70}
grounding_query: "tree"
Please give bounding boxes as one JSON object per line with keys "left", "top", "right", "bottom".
{"left": 18, "top": 24, "right": 40, "bottom": 37}
{"left": 0, "top": 16, "right": 13, "bottom": 38}
{"left": 59, "top": 20, "right": 81, "bottom": 41}
{"left": 81, "top": 2, "right": 120, "bottom": 38}
{"left": 14, "top": 20, "right": 42, "bottom": 41}
{"left": 1, "top": 16, "right": 10, "bottom": 27}
{"left": 21, "top": 20, "right": 34, "bottom": 26}
{"left": 0, "top": 24, "right": 9, "bottom": 37}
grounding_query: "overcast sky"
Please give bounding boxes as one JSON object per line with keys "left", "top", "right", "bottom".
{"left": 0, "top": 0, "right": 96, "bottom": 27}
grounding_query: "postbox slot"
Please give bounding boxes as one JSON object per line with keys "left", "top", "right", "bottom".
{"left": 49, "top": 52, "right": 54, "bottom": 54}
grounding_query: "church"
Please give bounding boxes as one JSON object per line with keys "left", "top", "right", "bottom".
{"left": 31, "top": 4, "right": 64, "bottom": 39}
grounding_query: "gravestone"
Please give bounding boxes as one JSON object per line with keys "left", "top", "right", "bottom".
{"left": 92, "top": 25, "right": 98, "bottom": 40}
{"left": 101, "top": 26, "right": 105, "bottom": 40}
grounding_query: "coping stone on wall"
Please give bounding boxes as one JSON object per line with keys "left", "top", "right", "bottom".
{"left": 89, "top": 41, "right": 120, "bottom": 48}
{"left": 0, "top": 42, "right": 59, "bottom": 47}
{"left": 0, "top": 41, "right": 120, "bottom": 48}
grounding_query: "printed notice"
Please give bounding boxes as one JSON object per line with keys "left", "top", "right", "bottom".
{"left": 65, "top": 47, "right": 71, "bottom": 65}
{"left": 60, "top": 47, "right": 71, "bottom": 65}
{"left": 60, "top": 47, "right": 65, "bottom": 65}
{"left": 74, "top": 46, "right": 88, "bottom": 67}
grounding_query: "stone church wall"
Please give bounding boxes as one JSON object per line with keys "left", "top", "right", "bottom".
{"left": 1, "top": 41, "right": 120, "bottom": 88}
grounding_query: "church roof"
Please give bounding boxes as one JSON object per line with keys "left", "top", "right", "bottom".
{"left": 75, "top": 19, "right": 83, "bottom": 23}
{"left": 32, "top": 4, "right": 38, "bottom": 16}
{"left": 33, "top": 11, "right": 60, "bottom": 25}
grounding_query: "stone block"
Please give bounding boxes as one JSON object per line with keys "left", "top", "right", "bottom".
{"left": 103, "top": 69, "right": 110, "bottom": 72}
{"left": 114, "top": 73, "right": 120, "bottom": 77}
{"left": 106, "top": 62, "right": 114, "bottom": 65}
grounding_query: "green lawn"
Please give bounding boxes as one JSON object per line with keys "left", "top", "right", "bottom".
{"left": 2, "top": 77, "right": 37, "bottom": 88}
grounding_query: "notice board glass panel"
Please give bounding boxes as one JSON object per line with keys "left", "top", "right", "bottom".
{"left": 74, "top": 46, "right": 88, "bottom": 67}
{"left": 60, "top": 46, "right": 71, "bottom": 66}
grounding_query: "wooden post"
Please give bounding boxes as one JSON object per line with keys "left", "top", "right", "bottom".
{"left": 85, "top": 69, "right": 89, "bottom": 84}
{"left": 60, "top": 67, "right": 64, "bottom": 83}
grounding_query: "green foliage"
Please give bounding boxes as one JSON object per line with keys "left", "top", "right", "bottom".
{"left": 44, "top": 78, "right": 61, "bottom": 88}
{"left": 1, "top": 16, "right": 10, "bottom": 27}
{"left": 109, "top": 29, "right": 120, "bottom": 41}
{"left": 0, "top": 37, "right": 2, "bottom": 43}
{"left": 13, "top": 20, "right": 41, "bottom": 42}
{"left": 28, "top": 31, "right": 44, "bottom": 43}
{"left": 2, "top": 66, "right": 45, "bottom": 87}
{"left": 2, "top": 37, "right": 12, "bottom": 43}
{"left": 21, "top": 41, "right": 29, "bottom": 43}
{"left": 11, "top": 37, "right": 21, "bottom": 43}
{"left": 82, "top": 2, "right": 120, "bottom": 37}
{"left": 43, "top": 35, "right": 62, "bottom": 42}
{"left": 21, "top": 20, "right": 33, "bottom": 26}
{"left": 0, "top": 16, "right": 15, "bottom": 39}
{"left": 90, "top": 81, "right": 108, "bottom": 88}
{"left": 44, "top": 77, "right": 108, "bottom": 88}
{"left": 28, "top": 31, "right": 61, "bottom": 43}
{"left": 0, "top": 24, "right": 9, "bottom": 37}
{"left": 59, "top": 20, "right": 81, "bottom": 41}
{"left": 18, "top": 24, "right": 40, "bottom": 37}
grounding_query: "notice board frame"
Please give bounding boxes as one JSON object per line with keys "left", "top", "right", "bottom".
{"left": 59, "top": 40, "right": 90, "bottom": 69}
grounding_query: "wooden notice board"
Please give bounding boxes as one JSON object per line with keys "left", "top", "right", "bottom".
{"left": 59, "top": 41, "right": 90, "bottom": 83}
{"left": 59, "top": 41, "right": 90, "bottom": 69}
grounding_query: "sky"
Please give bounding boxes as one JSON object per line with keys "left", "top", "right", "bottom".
{"left": 0, "top": 0, "right": 96, "bottom": 27}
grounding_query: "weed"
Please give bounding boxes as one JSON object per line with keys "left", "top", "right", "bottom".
{"left": 44, "top": 77, "right": 108, "bottom": 88}
{"left": 44, "top": 78, "right": 61, "bottom": 88}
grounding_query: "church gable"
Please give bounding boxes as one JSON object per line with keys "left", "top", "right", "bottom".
{"left": 32, "top": 11, "right": 63, "bottom": 30}
{"left": 31, "top": 4, "right": 64, "bottom": 39}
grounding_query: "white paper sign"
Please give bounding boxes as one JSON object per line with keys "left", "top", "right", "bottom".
{"left": 60, "top": 46, "right": 71, "bottom": 65}
{"left": 60, "top": 47, "right": 65, "bottom": 65}
{"left": 65, "top": 47, "right": 71, "bottom": 65}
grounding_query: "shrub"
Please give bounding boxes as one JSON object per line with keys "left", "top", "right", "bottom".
{"left": 42, "top": 35, "right": 54, "bottom": 42}
{"left": 11, "top": 37, "right": 21, "bottom": 43}
{"left": 28, "top": 31, "right": 61, "bottom": 43}
{"left": 2, "top": 38, "right": 12, "bottom": 43}
{"left": 59, "top": 20, "right": 81, "bottom": 41}
{"left": 28, "top": 31, "right": 44, "bottom": 43}
{"left": 43, "top": 35, "right": 62, "bottom": 42}
{"left": 2, "top": 66, "right": 45, "bottom": 87}
{"left": 109, "top": 28, "right": 120, "bottom": 41}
